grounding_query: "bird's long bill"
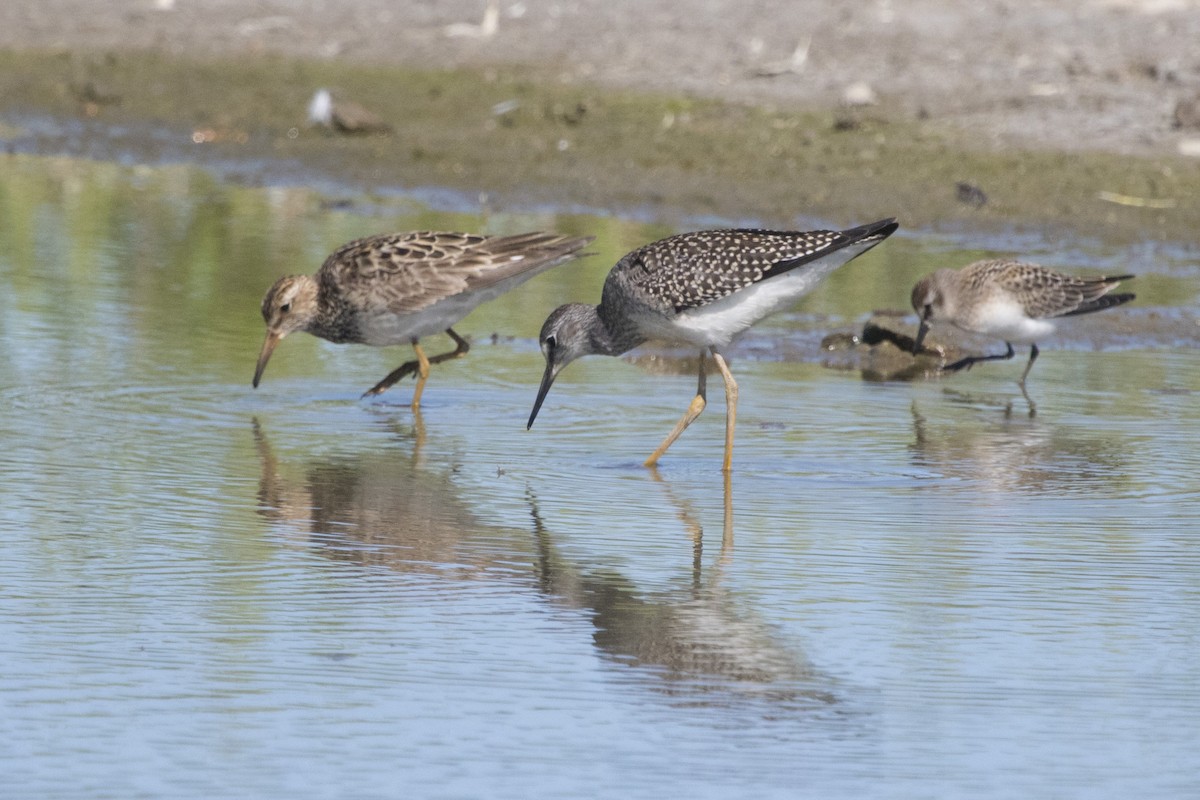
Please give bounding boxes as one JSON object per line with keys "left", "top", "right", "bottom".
{"left": 527, "top": 359, "right": 559, "bottom": 430}
{"left": 253, "top": 331, "right": 283, "bottom": 388}
{"left": 912, "top": 320, "right": 930, "bottom": 355}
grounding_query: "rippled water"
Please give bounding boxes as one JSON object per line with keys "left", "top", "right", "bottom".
{"left": 1, "top": 153, "right": 1198, "bottom": 799}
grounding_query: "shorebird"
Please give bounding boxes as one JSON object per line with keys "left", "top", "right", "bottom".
{"left": 254, "top": 230, "right": 592, "bottom": 406}
{"left": 307, "top": 88, "right": 392, "bottom": 135}
{"left": 526, "top": 218, "right": 899, "bottom": 471}
{"left": 911, "top": 259, "right": 1135, "bottom": 390}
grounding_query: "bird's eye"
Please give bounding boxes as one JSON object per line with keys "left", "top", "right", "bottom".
{"left": 280, "top": 302, "right": 292, "bottom": 314}
{"left": 922, "top": 304, "right": 932, "bottom": 320}
{"left": 545, "top": 335, "right": 556, "bottom": 351}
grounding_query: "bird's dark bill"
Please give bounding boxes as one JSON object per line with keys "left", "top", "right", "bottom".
{"left": 912, "top": 320, "right": 930, "bottom": 355}
{"left": 253, "top": 332, "right": 282, "bottom": 388}
{"left": 527, "top": 360, "right": 558, "bottom": 429}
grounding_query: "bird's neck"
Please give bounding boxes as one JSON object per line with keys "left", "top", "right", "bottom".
{"left": 594, "top": 303, "right": 646, "bottom": 356}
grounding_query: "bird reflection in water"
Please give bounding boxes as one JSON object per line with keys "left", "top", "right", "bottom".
{"left": 527, "top": 477, "right": 828, "bottom": 705}
{"left": 909, "top": 396, "right": 1129, "bottom": 494}
{"left": 253, "top": 420, "right": 835, "bottom": 711}
{"left": 254, "top": 415, "right": 487, "bottom": 574}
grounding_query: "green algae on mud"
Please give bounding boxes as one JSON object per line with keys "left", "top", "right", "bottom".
{"left": 1, "top": 48, "right": 1197, "bottom": 243}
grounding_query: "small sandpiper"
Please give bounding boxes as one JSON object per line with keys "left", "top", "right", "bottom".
{"left": 526, "top": 218, "right": 899, "bottom": 471}
{"left": 254, "top": 230, "right": 592, "bottom": 406}
{"left": 911, "top": 259, "right": 1135, "bottom": 391}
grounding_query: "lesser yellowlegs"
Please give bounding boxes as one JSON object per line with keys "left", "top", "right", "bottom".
{"left": 526, "top": 218, "right": 899, "bottom": 471}
{"left": 912, "top": 260, "right": 1134, "bottom": 386}
{"left": 254, "top": 230, "right": 592, "bottom": 406}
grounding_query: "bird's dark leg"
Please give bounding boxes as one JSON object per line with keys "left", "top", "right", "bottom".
{"left": 1018, "top": 343, "right": 1039, "bottom": 388}
{"left": 710, "top": 350, "right": 738, "bottom": 474}
{"left": 1018, "top": 343, "right": 1039, "bottom": 417}
{"left": 944, "top": 341, "right": 1016, "bottom": 373}
{"left": 425, "top": 328, "right": 472, "bottom": 367}
{"left": 361, "top": 339, "right": 426, "bottom": 400}
{"left": 361, "top": 328, "right": 471, "bottom": 402}
{"left": 645, "top": 350, "right": 708, "bottom": 468}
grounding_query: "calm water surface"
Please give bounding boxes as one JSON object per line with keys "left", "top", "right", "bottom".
{"left": 1, "top": 153, "right": 1198, "bottom": 799}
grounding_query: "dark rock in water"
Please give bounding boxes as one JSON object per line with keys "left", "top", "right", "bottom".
{"left": 1173, "top": 93, "right": 1200, "bottom": 130}
{"left": 71, "top": 80, "right": 121, "bottom": 106}
{"left": 819, "top": 331, "right": 861, "bottom": 351}
{"left": 832, "top": 115, "right": 860, "bottom": 132}
{"left": 955, "top": 181, "right": 988, "bottom": 208}
{"left": 820, "top": 313, "right": 964, "bottom": 381}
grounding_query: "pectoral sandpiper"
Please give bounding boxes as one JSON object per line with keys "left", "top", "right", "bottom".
{"left": 254, "top": 230, "right": 592, "bottom": 406}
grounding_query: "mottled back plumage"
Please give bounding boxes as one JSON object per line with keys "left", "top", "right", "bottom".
{"left": 952, "top": 259, "right": 1134, "bottom": 320}
{"left": 319, "top": 230, "right": 592, "bottom": 317}
{"left": 604, "top": 223, "right": 893, "bottom": 315}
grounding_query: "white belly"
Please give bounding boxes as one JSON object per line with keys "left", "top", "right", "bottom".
{"left": 963, "top": 300, "right": 1057, "bottom": 344}
{"left": 649, "top": 263, "right": 845, "bottom": 348}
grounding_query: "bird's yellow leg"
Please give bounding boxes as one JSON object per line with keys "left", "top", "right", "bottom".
{"left": 411, "top": 406, "right": 427, "bottom": 464}
{"left": 711, "top": 351, "right": 738, "bottom": 473}
{"left": 412, "top": 329, "right": 471, "bottom": 407}
{"left": 721, "top": 469, "right": 734, "bottom": 552}
{"left": 644, "top": 351, "right": 707, "bottom": 468}
{"left": 409, "top": 339, "right": 432, "bottom": 409}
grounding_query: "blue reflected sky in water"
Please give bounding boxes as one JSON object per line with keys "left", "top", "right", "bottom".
{"left": 0, "top": 153, "right": 1198, "bottom": 799}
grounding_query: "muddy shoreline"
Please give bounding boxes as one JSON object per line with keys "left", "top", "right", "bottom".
{"left": 1, "top": 2, "right": 1200, "bottom": 243}
{"left": 4, "top": 1, "right": 1200, "bottom": 156}
{"left": 4, "top": 49, "right": 1199, "bottom": 245}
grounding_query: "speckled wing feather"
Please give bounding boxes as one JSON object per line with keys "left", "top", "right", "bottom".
{"left": 317, "top": 231, "right": 592, "bottom": 314}
{"left": 605, "top": 221, "right": 893, "bottom": 314}
{"left": 966, "top": 260, "right": 1134, "bottom": 319}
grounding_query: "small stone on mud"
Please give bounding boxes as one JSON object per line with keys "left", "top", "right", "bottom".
{"left": 1178, "top": 138, "right": 1200, "bottom": 157}
{"left": 841, "top": 81, "right": 878, "bottom": 107}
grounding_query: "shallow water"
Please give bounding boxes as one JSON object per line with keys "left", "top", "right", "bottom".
{"left": 1, "top": 152, "right": 1198, "bottom": 799}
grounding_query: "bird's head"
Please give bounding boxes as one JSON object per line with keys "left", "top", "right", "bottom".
{"left": 527, "top": 303, "right": 598, "bottom": 429}
{"left": 910, "top": 270, "right": 954, "bottom": 355}
{"left": 253, "top": 275, "right": 319, "bottom": 388}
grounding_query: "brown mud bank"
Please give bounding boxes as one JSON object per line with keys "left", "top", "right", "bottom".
{"left": 2, "top": 48, "right": 1200, "bottom": 246}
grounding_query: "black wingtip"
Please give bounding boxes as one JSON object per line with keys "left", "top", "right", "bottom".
{"left": 850, "top": 217, "right": 900, "bottom": 241}
{"left": 1104, "top": 292, "right": 1136, "bottom": 308}
{"left": 827, "top": 217, "right": 900, "bottom": 248}
{"left": 1061, "top": 292, "right": 1136, "bottom": 317}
